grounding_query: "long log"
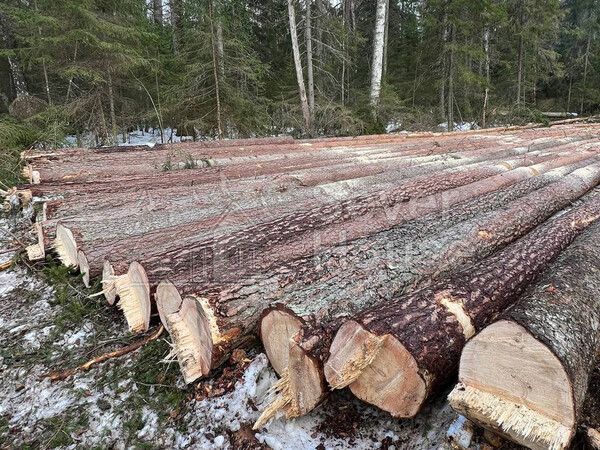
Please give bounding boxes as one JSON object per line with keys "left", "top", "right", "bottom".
{"left": 253, "top": 159, "right": 600, "bottom": 425}
{"left": 151, "top": 157, "right": 599, "bottom": 385}
{"left": 22, "top": 126, "right": 598, "bottom": 185}
{"left": 54, "top": 150, "right": 568, "bottom": 281}
{"left": 322, "top": 183, "right": 600, "bottom": 420}
{"left": 448, "top": 220, "right": 600, "bottom": 450}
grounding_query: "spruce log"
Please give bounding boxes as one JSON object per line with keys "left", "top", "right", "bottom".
{"left": 253, "top": 159, "right": 600, "bottom": 425}
{"left": 323, "top": 184, "right": 600, "bottom": 420}
{"left": 448, "top": 220, "right": 600, "bottom": 450}
{"left": 151, "top": 158, "right": 599, "bottom": 383}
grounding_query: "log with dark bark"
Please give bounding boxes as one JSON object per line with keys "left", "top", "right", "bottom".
{"left": 148, "top": 157, "right": 598, "bottom": 385}
{"left": 323, "top": 183, "right": 600, "bottom": 420}
{"left": 448, "top": 220, "right": 600, "bottom": 450}
{"left": 253, "top": 160, "right": 600, "bottom": 425}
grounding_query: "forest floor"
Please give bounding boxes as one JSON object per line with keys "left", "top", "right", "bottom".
{"left": 0, "top": 206, "right": 532, "bottom": 450}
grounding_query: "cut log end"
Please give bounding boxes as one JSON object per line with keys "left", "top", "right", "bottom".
{"left": 254, "top": 342, "right": 323, "bottom": 429}
{"left": 26, "top": 243, "right": 44, "bottom": 261}
{"left": 324, "top": 320, "right": 385, "bottom": 390}
{"left": 259, "top": 307, "right": 303, "bottom": 376}
{"left": 165, "top": 296, "right": 213, "bottom": 383}
{"left": 448, "top": 320, "right": 575, "bottom": 450}
{"left": 326, "top": 320, "right": 427, "bottom": 418}
{"left": 54, "top": 224, "right": 78, "bottom": 268}
{"left": 77, "top": 250, "right": 90, "bottom": 288}
{"left": 155, "top": 279, "right": 183, "bottom": 331}
{"left": 114, "top": 262, "right": 151, "bottom": 333}
{"left": 101, "top": 261, "right": 117, "bottom": 305}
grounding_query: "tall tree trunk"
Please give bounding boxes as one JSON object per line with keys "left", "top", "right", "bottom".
{"left": 315, "top": 0, "right": 323, "bottom": 61}
{"left": 516, "top": 35, "right": 524, "bottom": 105}
{"left": 216, "top": 21, "right": 225, "bottom": 79}
{"left": 170, "top": 0, "right": 182, "bottom": 55}
{"left": 153, "top": 0, "right": 163, "bottom": 24}
{"left": 209, "top": 0, "right": 223, "bottom": 138}
{"left": 382, "top": 0, "right": 390, "bottom": 78}
{"left": 482, "top": 25, "right": 490, "bottom": 128}
{"left": 287, "top": 0, "right": 312, "bottom": 133}
{"left": 369, "top": 0, "right": 387, "bottom": 118}
{"left": 305, "top": 0, "right": 315, "bottom": 118}
{"left": 66, "top": 42, "right": 78, "bottom": 102}
{"left": 108, "top": 71, "right": 118, "bottom": 145}
{"left": 580, "top": 33, "right": 592, "bottom": 116}
{"left": 447, "top": 23, "right": 455, "bottom": 131}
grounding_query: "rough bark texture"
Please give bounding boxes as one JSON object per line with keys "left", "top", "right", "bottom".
{"left": 342, "top": 184, "right": 600, "bottom": 415}
{"left": 262, "top": 156, "right": 599, "bottom": 362}
{"left": 370, "top": 0, "right": 387, "bottom": 114}
{"left": 147, "top": 158, "right": 599, "bottom": 379}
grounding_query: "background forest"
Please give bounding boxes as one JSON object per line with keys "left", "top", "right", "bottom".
{"left": 1, "top": 0, "right": 599, "bottom": 149}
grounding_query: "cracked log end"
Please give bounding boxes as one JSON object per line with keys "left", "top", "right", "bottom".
{"left": 325, "top": 320, "right": 427, "bottom": 418}
{"left": 155, "top": 279, "right": 183, "bottom": 332}
{"left": 77, "top": 250, "right": 90, "bottom": 288}
{"left": 254, "top": 342, "right": 323, "bottom": 428}
{"left": 165, "top": 296, "right": 213, "bottom": 383}
{"left": 101, "top": 261, "right": 117, "bottom": 305}
{"left": 54, "top": 224, "right": 78, "bottom": 268}
{"left": 448, "top": 320, "right": 575, "bottom": 450}
{"left": 26, "top": 223, "right": 46, "bottom": 261}
{"left": 114, "top": 262, "right": 151, "bottom": 333}
{"left": 22, "top": 165, "right": 32, "bottom": 182}
{"left": 259, "top": 307, "right": 303, "bottom": 376}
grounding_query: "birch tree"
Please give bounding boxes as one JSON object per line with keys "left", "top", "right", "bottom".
{"left": 305, "top": 0, "right": 315, "bottom": 117}
{"left": 370, "top": 0, "right": 388, "bottom": 117}
{"left": 288, "top": 0, "right": 312, "bottom": 133}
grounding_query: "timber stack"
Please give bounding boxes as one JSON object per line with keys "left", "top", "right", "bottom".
{"left": 5, "top": 121, "right": 600, "bottom": 449}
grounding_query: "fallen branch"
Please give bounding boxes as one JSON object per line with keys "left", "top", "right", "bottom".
{"left": 42, "top": 325, "right": 164, "bottom": 382}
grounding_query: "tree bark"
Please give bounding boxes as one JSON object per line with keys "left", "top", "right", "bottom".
{"left": 369, "top": 0, "right": 387, "bottom": 117}
{"left": 153, "top": 0, "right": 163, "bottom": 24}
{"left": 170, "top": 0, "right": 182, "bottom": 55}
{"left": 580, "top": 34, "right": 592, "bottom": 116}
{"left": 324, "top": 175, "right": 600, "bottom": 419}
{"left": 208, "top": 0, "right": 223, "bottom": 138}
{"left": 288, "top": 0, "right": 312, "bottom": 133}
{"left": 449, "top": 219, "right": 600, "bottom": 450}
{"left": 144, "top": 153, "right": 595, "bottom": 385}
{"left": 482, "top": 25, "right": 490, "bottom": 128}
{"left": 254, "top": 157, "right": 600, "bottom": 424}
{"left": 382, "top": 0, "right": 390, "bottom": 78}
{"left": 305, "top": 0, "right": 315, "bottom": 118}
{"left": 107, "top": 71, "right": 118, "bottom": 145}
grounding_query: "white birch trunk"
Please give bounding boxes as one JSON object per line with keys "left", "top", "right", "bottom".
{"left": 305, "top": 0, "right": 315, "bottom": 118}
{"left": 369, "top": 0, "right": 387, "bottom": 117}
{"left": 288, "top": 0, "right": 312, "bottom": 132}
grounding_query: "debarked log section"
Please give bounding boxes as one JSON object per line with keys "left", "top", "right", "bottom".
{"left": 448, "top": 220, "right": 600, "bottom": 450}
{"left": 322, "top": 187, "right": 600, "bottom": 420}
{"left": 153, "top": 160, "right": 600, "bottom": 387}
{"left": 253, "top": 161, "right": 600, "bottom": 425}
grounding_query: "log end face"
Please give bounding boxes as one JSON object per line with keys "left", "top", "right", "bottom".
{"left": 324, "top": 320, "right": 385, "bottom": 390}
{"left": 287, "top": 341, "right": 326, "bottom": 416}
{"left": 348, "top": 334, "right": 427, "bottom": 418}
{"left": 115, "top": 262, "right": 151, "bottom": 333}
{"left": 54, "top": 224, "right": 78, "bottom": 268}
{"left": 167, "top": 296, "right": 213, "bottom": 383}
{"left": 102, "top": 260, "right": 117, "bottom": 305}
{"left": 77, "top": 250, "right": 90, "bottom": 288}
{"left": 259, "top": 308, "right": 303, "bottom": 376}
{"left": 450, "top": 320, "right": 576, "bottom": 450}
{"left": 155, "top": 280, "right": 183, "bottom": 332}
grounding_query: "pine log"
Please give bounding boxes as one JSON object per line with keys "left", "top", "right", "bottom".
{"left": 151, "top": 157, "right": 599, "bottom": 384}
{"left": 323, "top": 185, "right": 600, "bottom": 420}
{"left": 448, "top": 220, "right": 600, "bottom": 450}
{"left": 52, "top": 149, "right": 556, "bottom": 282}
{"left": 253, "top": 159, "right": 600, "bottom": 425}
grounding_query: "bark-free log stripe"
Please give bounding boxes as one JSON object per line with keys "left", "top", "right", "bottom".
{"left": 437, "top": 293, "right": 475, "bottom": 339}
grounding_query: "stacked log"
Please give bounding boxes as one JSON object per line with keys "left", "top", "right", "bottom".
{"left": 7, "top": 122, "right": 600, "bottom": 441}
{"left": 448, "top": 220, "right": 600, "bottom": 450}
{"left": 322, "top": 188, "right": 600, "bottom": 420}
{"left": 252, "top": 161, "right": 600, "bottom": 425}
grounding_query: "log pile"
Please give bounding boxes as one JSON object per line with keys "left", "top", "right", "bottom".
{"left": 6, "top": 122, "right": 600, "bottom": 449}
